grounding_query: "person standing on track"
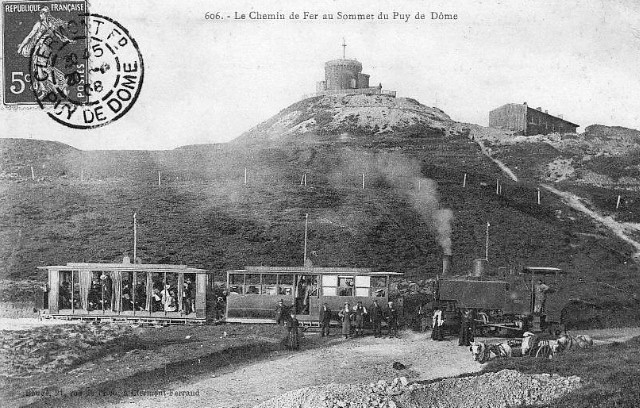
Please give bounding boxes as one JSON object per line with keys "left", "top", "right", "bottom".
{"left": 386, "top": 300, "right": 399, "bottom": 338}
{"left": 534, "top": 279, "right": 551, "bottom": 315}
{"left": 370, "top": 299, "right": 383, "bottom": 338}
{"left": 458, "top": 309, "right": 475, "bottom": 346}
{"left": 431, "top": 306, "right": 445, "bottom": 341}
{"left": 338, "top": 302, "right": 352, "bottom": 339}
{"left": 352, "top": 301, "right": 367, "bottom": 337}
{"left": 319, "top": 302, "right": 332, "bottom": 337}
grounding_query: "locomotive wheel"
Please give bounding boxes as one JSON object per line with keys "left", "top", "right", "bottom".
{"left": 536, "top": 344, "right": 552, "bottom": 359}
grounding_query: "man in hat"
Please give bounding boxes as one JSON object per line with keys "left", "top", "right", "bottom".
{"left": 352, "top": 301, "right": 368, "bottom": 337}
{"left": 370, "top": 300, "right": 383, "bottom": 338}
{"left": 534, "top": 279, "right": 551, "bottom": 315}
{"left": 319, "top": 302, "right": 332, "bottom": 337}
{"left": 275, "top": 299, "right": 290, "bottom": 325}
{"left": 458, "top": 309, "right": 475, "bottom": 346}
{"left": 521, "top": 331, "right": 539, "bottom": 356}
{"left": 386, "top": 301, "right": 399, "bottom": 338}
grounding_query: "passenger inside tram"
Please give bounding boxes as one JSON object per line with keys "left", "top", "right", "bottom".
{"left": 152, "top": 287, "right": 163, "bottom": 311}
{"left": 134, "top": 272, "right": 146, "bottom": 311}
{"left": 100, "top": 272, "right": 113, "bottom": 310}
{"left": 183, "top": 276, "right": 195, "bottom": 315}
{"left": 88, "top": 277, "right": 101, "bottom": 311}
{"left": 59, "top": 281, "right": 71, "bottom": 309}
{"left": 121, "top": 277, "right": 133, "bottom": 311}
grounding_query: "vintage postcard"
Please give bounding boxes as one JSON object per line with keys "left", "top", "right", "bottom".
{"left": 1, "top": 0, "right": 640, "bottom": 407}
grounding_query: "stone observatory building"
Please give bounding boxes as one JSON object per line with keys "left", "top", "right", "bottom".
{"left": 489, "top": 102, "right": 579, "bottom": 135}
{"left": 316, "top": 41, "right": 395, "bottom": 97}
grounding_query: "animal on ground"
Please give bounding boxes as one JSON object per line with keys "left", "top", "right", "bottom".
{"left": 470, "top": 341, "right": 512, "bottom": 363}
{"left": 557, "top": 334, "right": 594, "bottom": 351}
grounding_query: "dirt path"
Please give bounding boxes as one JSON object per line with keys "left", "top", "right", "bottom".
{"left": 470, "top": 126, "right": 640, "bottom": 260}
{"left": 470, "top": 126, "right": 519, "bottom": 182}
{"left": 99, "top": 331, "right": 481, "bottom": 408}
{"left": 542, "top": 184, "right": 640, "bottom": 260}
{"left": 91, "top": 327, "right": 640, "bottom": 408}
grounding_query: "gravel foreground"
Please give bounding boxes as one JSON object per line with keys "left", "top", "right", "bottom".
{"left": 255, "top": 369, "right": 582, "bottom": 408}
{"left": 0, "top": 323, "right": 133, "bottom": 376}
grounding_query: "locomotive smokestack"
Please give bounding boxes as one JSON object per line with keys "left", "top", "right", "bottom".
{"left": 442, "top": 254, "right": 452, "bottom": 275}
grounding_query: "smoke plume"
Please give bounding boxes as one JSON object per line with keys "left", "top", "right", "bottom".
{"left": 330, "top": 150, "right": 454, "bottom": 255}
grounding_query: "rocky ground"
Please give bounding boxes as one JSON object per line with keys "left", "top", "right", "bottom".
{"left": 256, "top": 369, "right": 582, "bottom": 408}
{"left": 1, "top": 324, "right": 639, "bottom": 408}
{"left": 0, "top": 323, "right": 134, "bottom": 376}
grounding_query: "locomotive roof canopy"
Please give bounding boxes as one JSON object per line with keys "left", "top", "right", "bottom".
{"left": 521, "top": 266, "right": 566, "bottom": 275}
{"left": 39, "top": 263, "right": 208, "bottom": 274}
{"left": 233, "top": 266, "right": 402, "bottom": 275}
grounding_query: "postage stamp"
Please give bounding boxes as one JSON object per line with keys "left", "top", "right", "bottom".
{"left": 3, "top": 1, "right": 144, "bottom": 128}
{"left": 2, "top": 1, "right": 87, "bottom": 105}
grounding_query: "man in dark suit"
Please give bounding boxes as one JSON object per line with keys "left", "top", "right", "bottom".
{"left": 319, "top": 302, "right": 332, "bottom": 337}
{"left": 386, "top": 301, "right": 399, "bottom": 338}
{"left": 370, "top": 300, "right": 383, "bottom": 338}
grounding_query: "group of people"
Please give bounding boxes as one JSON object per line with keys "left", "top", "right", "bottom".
{"left": 320, "top": 300, "right": 400, "bottom": 339}
{"left": 62, "top": 273, "right": 196, "bottom": 314}
{"left": 338, "top": 300, "right": 399, "bottom": 339}
{"left": 151, "top": 278, "right": 196, "bottom": 314}
{"left": 275, "top": 298, "right": 401, "bottom": 350}
{"left": 429, "top": 306, "right": 476, "bottom": 346}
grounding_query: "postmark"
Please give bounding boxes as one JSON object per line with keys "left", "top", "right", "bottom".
{"left": 2, "top": 1, "right": 87, "bottom": 105}
{"left": 28, "top": 12, "right": 144, "bottom": 128}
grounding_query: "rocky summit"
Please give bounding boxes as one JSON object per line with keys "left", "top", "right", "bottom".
{"left": 233, "top": 94, "right": 458, "bottom": 144}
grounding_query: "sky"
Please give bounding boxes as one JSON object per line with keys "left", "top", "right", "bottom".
{"left": 1, "top": 0, "right": 640, "bottom": 150}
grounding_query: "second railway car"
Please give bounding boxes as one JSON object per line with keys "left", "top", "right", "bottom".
{"left": 225, "top": 266, "right": 401, "bottom": 326}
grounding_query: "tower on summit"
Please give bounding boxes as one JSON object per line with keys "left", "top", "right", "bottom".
{"left": 315, "top": 42, "right": 396, "bottom": 97}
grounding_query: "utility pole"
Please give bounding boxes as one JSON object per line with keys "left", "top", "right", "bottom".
{"left": 485, "top": 222, "right": 490, "bottom": 261}
{"left": 303, "top": 213, "right": 309, "bottom": 266}
{"left": 133, "top": 212, "right": 137, "bottom": 262}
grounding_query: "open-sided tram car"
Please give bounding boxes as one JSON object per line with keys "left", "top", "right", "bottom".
{"left": 41, "top": 261, "right": 213, "bottom": 324}
{"left": 434, "top": 266, "right": 567, "bottom": 336}
{"left": 225, "top": 266, "right": 402, "bottom": 327}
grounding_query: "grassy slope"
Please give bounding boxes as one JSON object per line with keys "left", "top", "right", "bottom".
{"left": 0, "top": 136, "right": 638, "bottom": 315}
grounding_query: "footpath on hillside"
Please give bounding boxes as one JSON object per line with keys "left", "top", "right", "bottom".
{"left": 470, "top": 126, "right": 640, "bottom": 261}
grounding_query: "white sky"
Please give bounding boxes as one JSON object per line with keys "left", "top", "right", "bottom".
{"left": 1, "top": 0, "right": 640, "bottom": 150}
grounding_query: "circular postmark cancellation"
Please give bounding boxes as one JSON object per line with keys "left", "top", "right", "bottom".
{"left": 29, "top": 13, "right": 143, "bottom": 129}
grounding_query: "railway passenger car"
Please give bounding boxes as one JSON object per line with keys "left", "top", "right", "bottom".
{"left": 225, "top": 266, "right": 401, "bottom": 327}
{"left": 41, "top": 261, "right": 212, "bottom": 324}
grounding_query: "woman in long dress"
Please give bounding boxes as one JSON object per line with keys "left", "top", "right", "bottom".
{"left": 338, "top": 302, "right": 352, "bottom": 339}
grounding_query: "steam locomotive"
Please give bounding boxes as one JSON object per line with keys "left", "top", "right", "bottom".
{"left": 431, "top": 256, "right": 566, "bottom": 337}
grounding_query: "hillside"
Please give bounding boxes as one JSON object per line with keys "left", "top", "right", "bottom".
{"left": 475, "top": 124, "right": 640, "bottom": 188}
{"left": 234, "top": 94, "right": 461, "bottom": 144}
{"left": 1, "top": 97, "right": 639, "bottom": 314}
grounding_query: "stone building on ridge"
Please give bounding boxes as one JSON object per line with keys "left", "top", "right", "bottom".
{"left": 489, "top": 102, "right": 578, "bottom": 135}
{"left": 316, "top": 41, "right": 395, "bottom": 97}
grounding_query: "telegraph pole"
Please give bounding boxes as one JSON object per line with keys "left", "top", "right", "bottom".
{"left": 133, "top": 212, "right": 137, "bottom": 261}
{"left": 303, "top": 213, "right": 309, "bottom": 265}
{"left": 485, "top": 222, "right": 490, "bottom": 261}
